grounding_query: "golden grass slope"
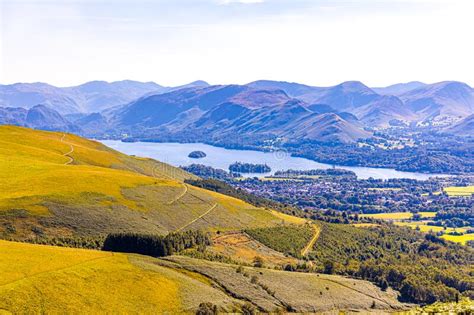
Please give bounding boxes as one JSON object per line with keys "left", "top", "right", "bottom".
{"left": 0, "top": 126, "right": 293, "bottom": 239}
{"left": 0, "top": 240, "right": 240, "bottom": 313}
{"left": 0, "top": 239, "right": 410, "bottom": 313}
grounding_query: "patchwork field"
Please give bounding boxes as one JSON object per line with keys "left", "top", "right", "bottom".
{"left": 361, "top": 212, "right": 436, "bottom": 221}
{"left": 443, "top": 185, "right": 474, "bottom": 196}
{"left": 0, "top": 126, "right": 294, "bottom": 240}
{"left": 360, "top": 211, "right": 472, "bottom": 245}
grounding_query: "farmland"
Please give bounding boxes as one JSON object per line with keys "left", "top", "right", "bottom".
{"left": 444, "top": 185, "right": 474, "bottom": 196}
{"left": 361, "top": 212, "right": 436, "bottom": 221}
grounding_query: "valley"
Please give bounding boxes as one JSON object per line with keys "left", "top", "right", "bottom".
{"left": 3, "top": 0, "right": 474, "bottom": 312}
{"left": 101, "top": 140, "right": 445, "bottom": 180}
{"left": 0, "top": 126, "right": 472, "bottom": 313}
{"left": 2, "top": 79, "right": 474, "bottom": 174}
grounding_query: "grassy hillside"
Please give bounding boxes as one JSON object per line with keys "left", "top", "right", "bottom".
{"left": 0, "top": 239, "right": 410, "bottom": 313}
{"left": 0, "top": 240, "right": 241, "bottom": 313}
{"left": 0, "top": 126, "right": 290, "bottom": 240}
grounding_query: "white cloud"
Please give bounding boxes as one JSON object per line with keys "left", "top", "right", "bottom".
{"left": 1, "top": 0, "right": 473, "bottom": 87}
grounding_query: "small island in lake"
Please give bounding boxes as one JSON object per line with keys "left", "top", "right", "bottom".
{"left": 188, "top": 151, "right": 207, "bottom": 159}
{"left": 229, "top": 162, "right": 271, "bottom": 173}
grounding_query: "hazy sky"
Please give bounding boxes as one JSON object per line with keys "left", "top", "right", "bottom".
{"left": 1, "top": 0, "right": 473, "bottom": 87}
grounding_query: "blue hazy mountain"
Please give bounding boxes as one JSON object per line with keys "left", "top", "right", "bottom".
{"left": 373, "top": 81, "right": 427, "bottom": 96}
{"left": 1, "top": 79, "right": 473, "bottom": 133}
{"left": 107, "top": 85, "right": 370, "bottom": 143}
{"left": 0, "top": 105, "right": 80, "bottom": 132}
{"left": 0, "top": 80, "right": 165, "bottom": 114}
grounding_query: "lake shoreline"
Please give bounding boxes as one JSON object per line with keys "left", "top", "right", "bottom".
{"left": 100, "top": 140, "right": 449, "bottom": 180}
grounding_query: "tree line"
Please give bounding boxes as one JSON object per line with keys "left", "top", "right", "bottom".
{"left": 102, "top": 230, "right": 210, "bottom": 257}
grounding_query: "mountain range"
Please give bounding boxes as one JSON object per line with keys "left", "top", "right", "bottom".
{"left": 0, "top": 80, "right": 209, "bottom": 114}
{"left": 1, "top": 79, "right": 473, "bottom": 143}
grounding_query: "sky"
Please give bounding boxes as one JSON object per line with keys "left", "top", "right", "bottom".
{"left": 0, "top": 0, "right": 473, "bottom": 87}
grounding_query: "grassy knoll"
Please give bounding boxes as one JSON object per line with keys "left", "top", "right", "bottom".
{"left": 0, "top": 126, "right": 293, "bottom": 240}
{"left": 444, "top": 186, "right": 474, "bottom": 196}
{"left": 0, "top": 240, "right": 241, "bottom": 313}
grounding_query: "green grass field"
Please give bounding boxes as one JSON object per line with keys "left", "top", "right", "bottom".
{"left": 443, "top": 186, "right": 474, "bottom": 196}
{"left": 394, "top": 222, "right": 472, "bottom": 245}
{"left": 361, "top": 212, "right": 436, "bottom": 221}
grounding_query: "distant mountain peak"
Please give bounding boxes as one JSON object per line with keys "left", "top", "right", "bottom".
{"left": 336, "top": 81, "right": 374, "bottom": 93}
{"left": 188, "top": 80, "right": 209, "bottom": 86}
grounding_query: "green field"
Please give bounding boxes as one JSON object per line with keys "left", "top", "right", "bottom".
{"left": 394, "top": 222, "right": 472, "bottom": 245}
{"left": 361, "top": 212, "right": 436, "bottom": 221}
{"left": 444, "top": 186, "right": 474, "bottom": 196}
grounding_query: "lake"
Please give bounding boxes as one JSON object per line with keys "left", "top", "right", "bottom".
{"left": 101, "top": 140, "right": 446, "bottom": 180}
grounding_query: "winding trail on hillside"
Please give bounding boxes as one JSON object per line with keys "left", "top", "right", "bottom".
{"left": 60, "top": 134, "right": 74, "bottom": 165}
{"left": 175, "top": 203, "right": 218, "bottom": 232}
{"left": 151, "top": 165, "right": 189, "bottom": 205}
{"left": 167, "top": 184, "right": 188, "bottom": 205}
{"left": 300, "top": 224, "right": 320, "bottom": 256}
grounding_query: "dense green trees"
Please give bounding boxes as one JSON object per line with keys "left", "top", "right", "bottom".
{"left": 310, "top": 223, "right": 474, "bottom": 303}
{"left": 102, "top": 231, "right": 210, "bottom": 257}
{"left": 245, "top": 225, "right": 314, "bottom": 258}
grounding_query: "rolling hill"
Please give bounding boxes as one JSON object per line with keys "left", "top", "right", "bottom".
{"left": 373, "top": 81, "right": 427, "bottom": 96}
{"left": 0, "top": 126, "right": 292, "bottom": 240}
{"left": 108, "top": 85, "right": 370, "bottom": 143}
{"left": 2, "top": 79, "right": 474, "bottom": 133}
{"left": 0, "top": 239, "right": 409, "bottom": 313}
{"left": 444, "top": 114, "right": 474, "bottom": 136}
{"left": 0, "top": 105, "right": 80, "bottom": 132}
{"left": 399, "top": 81, "right": 474, "bottom": 123}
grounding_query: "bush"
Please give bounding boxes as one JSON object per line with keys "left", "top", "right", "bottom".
{"left": 196, "top": 302, "right": 218, "bottom": 315}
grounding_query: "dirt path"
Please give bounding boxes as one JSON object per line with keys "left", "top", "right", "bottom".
{"left": 60, "top": 134, "right": 74, "bottom": 165}
{"left": 300, "top": 224, "right": 320, "bottom": 256}
{"left": 151, "top": 165, "right": 189, "bottom": 205}
{"left": 167, "top": 184, "right": 188, "bottom": 205}
{"left": 175, "top": 203, "right": 218, "bottom": 232}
